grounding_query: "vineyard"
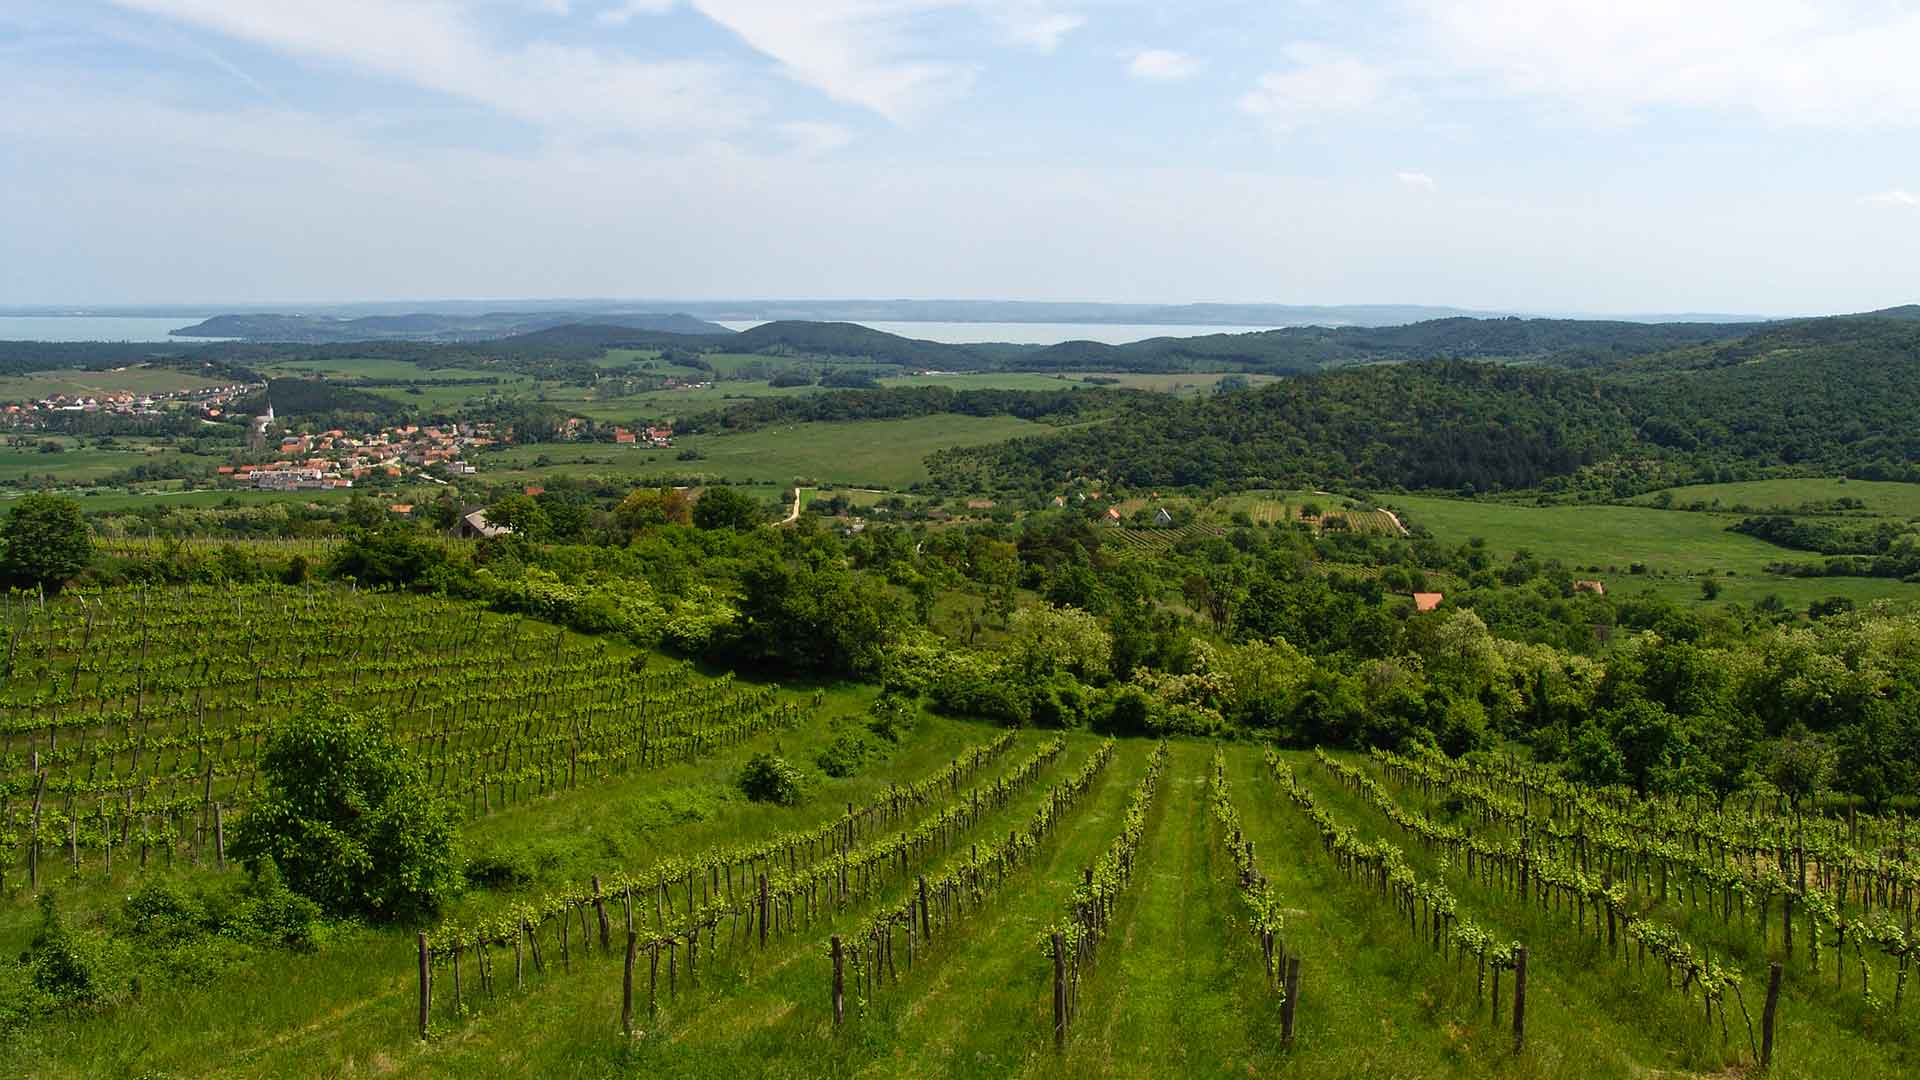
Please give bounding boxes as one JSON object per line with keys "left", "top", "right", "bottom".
{"left": 1, "top": 587, "right": 1917, "bottom": 1078}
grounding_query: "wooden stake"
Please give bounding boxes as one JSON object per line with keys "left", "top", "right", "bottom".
{"left": 1052, "top": 932, "right": 1067, "bottom": 1048}
{"left": 1762, "top": 961, "right": 1783, "bottom": 1068}
{"left": 622, "top": 929, "right": 637, "bottom": 1036}
{"left": 1512, "top": 946, "right": 1528, "bottom": 1054}
{"left": 417, "top": 932, "right": 431, "bottom": 1039}
{"left": 1281, "top": 957, "right": 1300, "bottom": 1045}
{"left": 831, "top": 935, "right": 845, "bottom": 1028}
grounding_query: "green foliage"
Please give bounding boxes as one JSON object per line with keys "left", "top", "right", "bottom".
{"left": 229, "top": 702, "right": 462, "bottom": 924}
{"left": 0, "top": 493, "right": 93, "bottom": 590}
{"left": 328, "top": 528, "right": 466, "bottom": 591}
{"left": 737, "top": 752, "right": 808, "bottom": 805}
{"left": 485, "top": 493, "right": 550, "bottom": 540}
{"left": 815, "top": 728, "right": 881, "bottom": 778}
{"left": 692, "top": 486, "right": 765, "bottom": 530}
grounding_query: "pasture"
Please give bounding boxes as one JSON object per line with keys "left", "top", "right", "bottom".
{"left": 1384, "top": 493, "right": 1920, "bottom": 608}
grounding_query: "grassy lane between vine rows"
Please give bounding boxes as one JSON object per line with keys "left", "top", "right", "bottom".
{"left": 607, "top": 734, "right": 1142, "bottom": 1080}
{"left": 1293, "top": 750, "right": 1913, "bottom": 1080}
{"left": 820, "top": 738, "right": 1154, "bottom": 1080}
{"left": 8, "top": 709, "right": 1002, "bottom": 1079}
{"left": 1344, "top": 750, "right": 1920, "bottom": 1080}
{"left": 353, "top": 732, "right": 1119, "bottom": 1078}
{"left": 1052, "top": 740, "right": 1284, "bottom": 1078}
{"left": 1224, "top": 746, "right": 1551, "bottom": 1079}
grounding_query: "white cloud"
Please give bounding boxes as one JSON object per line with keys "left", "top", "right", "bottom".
{"left": 1412, "top": 0, "right": 1920, "bottom": 128}
{"left": 1866, "top": 190, "right": 1920, "bottom": 208}
{"left": 690, "top": 2, "right": 974, "bottom": 122}
{"left": 990, "top": 3, "right": 1084, "bottom": 53}
{"left": 108, "top": 0, "right": 758, "bottom": 135}
{"left": 1397, "top": 170, "right": 1435, "bottom": 192}
{"left": 1239, "top": 44, "right": 1393, "bottom": 131}
{"left": 1127, "top": 49, "right": 1198, "bottom": 81}
{"left": 779, "top": 120, "right": 854, "bottom": 155}
{"left": 597, "top": 0, "right": 676, "bottom": 25}
{"left": 690, "top": 1, "right": 1082, "bottom": 121}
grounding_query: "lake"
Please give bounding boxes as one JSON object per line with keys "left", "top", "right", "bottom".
{"left": 715, "top": 320, "right": 1284, "bottom": 345}
{"left": 0, "top": 315, "right": 1286, "bottom": 347}
{"left": 0, "top": 316, "right": 213, "bottom": 342}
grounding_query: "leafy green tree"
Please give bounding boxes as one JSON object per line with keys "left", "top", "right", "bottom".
{"left": 738, "top": 753, "right": 808, "bottom": 805}
{"left": 0, "top": 493, "right": 93, "bottom": 590}
{"left": 1766, "top": 725, "right": 1837, "bottom": 809}
{"left": 1006, "top": 603, "right": 1112, "bottom": 680}
{"left": 614, "top": 486, "right": 692, "bottom": 536}
{"left": 230, "top": 703, "right": 461, "bottom": 924}
{"left": 485, "top": 493, "right": 549, "bottom": 540}
{"left": 692, "top": 486, "right": 764, "bottom": 530}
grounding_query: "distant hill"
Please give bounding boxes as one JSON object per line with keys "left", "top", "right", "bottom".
{"left": 1014, "top": 316, "right": 1765, "bottom": 373}
{"left": 929, "top": 315, "right": 1920, "bottom": 493}
{"left": 171, "top": 311, "right": 733, "bottom": 343}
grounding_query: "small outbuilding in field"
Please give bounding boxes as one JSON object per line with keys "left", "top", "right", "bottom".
{"left": 1573, "top": 579, "right": 1606, "bottom": 596}
{"left": 1412, "top": 592, "right": 1445, "bottom": 612}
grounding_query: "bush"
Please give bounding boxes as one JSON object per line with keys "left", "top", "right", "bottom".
{"left": 230, "top": 701, "right": 462, "bottom": 924}
{"left": 816, "top": 730, "right": 879, "bottom": 778}
{"left": 738, "top": 752, "right": 808, "bottom": 805}
{"left": 864, "top": 692, "right": 919, "bottom": 743}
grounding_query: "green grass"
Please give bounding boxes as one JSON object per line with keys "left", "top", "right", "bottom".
{"left": 484, "top": 415, "right": 1046, "bottom": 489}
{"left": 0, "top": 367, "right": 226, "bottom": 400}
{"left": 12, "top": 734, "right": 1911, "bottom": 1078}
{"left": 1632, "top": 477, "right": 1920, "bottom": 518}
{"left": 1385, "top": 492, "right": 1920, "bottom": 609}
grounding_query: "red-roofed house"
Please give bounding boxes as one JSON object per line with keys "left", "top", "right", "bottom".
{"left": 1413, "top": 593, "right": 1445, "bottom": 612}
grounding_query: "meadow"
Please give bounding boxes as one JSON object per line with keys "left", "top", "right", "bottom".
{"left": 482, "top": 415, "right": 1046, "bottom": 489}
{"left": 1383, "top": 493, "right": 1920, "bottom": 608}
{"left": 0, "top": 367, "right": 226, "bottom": 400}
{"left": 1630, "top": 477, "right": 1920, "bottom": 518}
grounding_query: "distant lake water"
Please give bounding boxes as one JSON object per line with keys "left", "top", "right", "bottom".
{"left": 716, "top": 320, "right": 1284, "bottom": 345}
{"left": 0, "top": 316, "right": 213, "bottom": 342}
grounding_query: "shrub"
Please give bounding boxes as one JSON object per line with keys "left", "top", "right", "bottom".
{"left": 816, "top": 730, "right": 879, "bottom": 778}
{"left": 864, "top": 692, "right": 919, "bottom": 743}
{"left": 738, "top": 753, "right": 808, "bottom": 805}
{"left": 230, "top": 701, "right": 462, "bottom": 924}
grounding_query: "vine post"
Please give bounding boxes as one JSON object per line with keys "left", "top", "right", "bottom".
{"left": 417, "top": 932, "right": 431, "bottom": 1040}
{"left": 1512, "top": 945, "right": 1528, "bottom": 1054}
{"left": 1051, "top": 931, "right": 1067, "bottom": 1049}
{"left": 831, "top": 935, "right": 845, "bottom": 1028}
{"left": 1762, "top": 961, "right": 1783, "bottom": 1068}
{"left": 1281, "top": 957, "right": 1300, "bottom": 1045}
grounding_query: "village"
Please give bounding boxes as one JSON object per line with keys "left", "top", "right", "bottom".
{"left": 0, "top": 380, "right": 257, "bottom": 422}
{"left": 226, "top": 414, "right": 673, "bottom": 491}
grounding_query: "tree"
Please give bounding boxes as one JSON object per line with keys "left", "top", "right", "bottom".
{"left": 0, "top": 493, "right": 93, "bottom": 591}
{"left": 692, "top": 486, "right": 764, "bottom": 531}
{"left": 229, "top": 702, "right": 461, "bottom": 923}
{"left": 1699, "top": 576, "right": 1722, "bottom": 601}
{"left": 485, "top": 493, "right": 549, "bottom": 540}
{"left": 1006, "top": 603, "right": 1112, "bottom": 680}
{"left": 614, "top": 486, "right": 692, "bottom": 536}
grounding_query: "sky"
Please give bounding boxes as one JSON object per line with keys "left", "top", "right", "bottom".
{"left": 2, "top": 1, "right": 1919, "bottom": 315}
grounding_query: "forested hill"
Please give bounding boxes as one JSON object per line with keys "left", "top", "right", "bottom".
{"left": 930, "top": 362, "right": 1636, "bottom": 493}
{"left": 930, "top": 317, "right": 1920, "bottom": 494}
{"left": 1019, "top": 315, "right": 1765, "bottom": 373}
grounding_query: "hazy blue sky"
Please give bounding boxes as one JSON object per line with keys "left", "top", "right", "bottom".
{"left": 3, "top": 1, "right": 1918, "bottom": 314}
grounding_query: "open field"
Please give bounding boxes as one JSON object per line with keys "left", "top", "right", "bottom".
{"left": 1632, "top": 477, "right": 1920, "bottom": 518}
{"left": 485, "top": 415, "right": 1046, "bottom": 489}
{"left": 1385, "top": 493, "right": 1920, "bottom": 608}
{"left": 0, "top": 367, "right": 227, "bottom": 401}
